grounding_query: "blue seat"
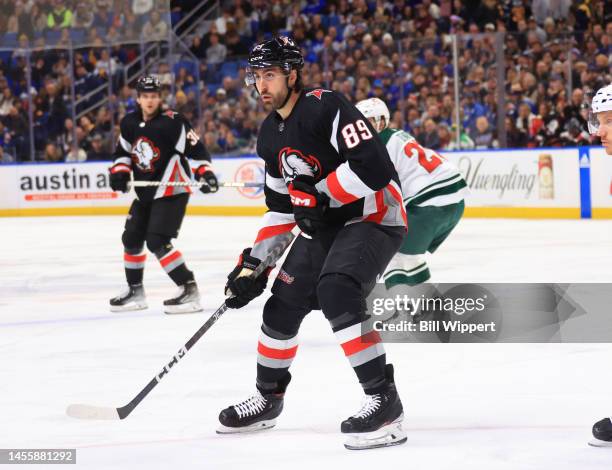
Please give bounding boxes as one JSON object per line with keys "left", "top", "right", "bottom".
{"left": 0, "top": 50, "right": 13, "bottom": 64}
{"left": 327, "top": 14, "right": 341, "bottom": 28}
{"left": 220, "top": 61, "right": 238, "bottom": 78}
{"left": 173, "top": 60, "right": 196, "bottom": 77}
{"left": 206, "top": 83, "right": 220, "bottom": 95}
{"left": 44, "top": 30, "right": 62, "bottom": 45}
{"left": 335, "top": 24, "right": 346, "bottom": 40}
{"left": 70, "top": 29, "right": 86, "bottom": 44}
{"left": 1, "top": 32, "right": 18, "bottom": 48}
{"left": 170, "top": 11, "right": 182, "bottom": 26}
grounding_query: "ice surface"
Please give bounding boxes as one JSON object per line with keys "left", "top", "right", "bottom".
{"left": 1, "top": 216, "right": 612, "bottom": 469}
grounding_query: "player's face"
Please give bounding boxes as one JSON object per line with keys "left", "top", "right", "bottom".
{"left": 253, "top": 67, "right": 292, "bottom": 109}
{"left": 137, "top": 92, "right": 162, "bottom": 118}
{"left": 367, "top": 117, "right": 383, "bottom": 133}
{"left": 596, "top": 111, "right": 612, "bottom": 155}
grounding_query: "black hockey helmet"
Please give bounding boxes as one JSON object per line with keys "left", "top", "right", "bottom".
{"left": 136, "top": 75, "right": 161, "bottom": 94}
{"left": 245, "top": 36, "right": 304, "bottom": 87}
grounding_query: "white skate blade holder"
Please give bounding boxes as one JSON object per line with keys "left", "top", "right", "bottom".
{"left": 164, "top": 301, "right": 203, "bottom": 315}
{"left": 344, "top": 420, "right": 407, "bottom": 450}
{"left": 216, "top": 419, "right": 276, "bottom": 434}
{"left": 110, "top": 301, "right": 148, "bottom": 313}
{"left": 589, "top": 438, "right": 612, "bottom": 448}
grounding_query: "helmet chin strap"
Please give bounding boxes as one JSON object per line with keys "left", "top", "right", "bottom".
{"left": 278, "top": 77, "right": 293, "bottom": 109}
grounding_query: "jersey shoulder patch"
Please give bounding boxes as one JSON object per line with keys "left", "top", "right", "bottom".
{"left": 164, "top": 110, "right": 178, "bottom": 119}
{"left": 305, "top": 88, "right": 332, "bottom": 100}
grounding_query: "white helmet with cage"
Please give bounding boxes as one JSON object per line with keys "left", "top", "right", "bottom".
{"left": 356, "top": 97, "right": 391, "bottom": 132}
{"left": 588, "top": 83, "right": 612, "bottom": 135}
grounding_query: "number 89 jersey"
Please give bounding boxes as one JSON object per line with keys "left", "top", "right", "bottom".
{"left": 378, "top": 128, "right": 467, "bottom": 207}
{"left": 257, "top": 88, "right": 407, "bottom": 230}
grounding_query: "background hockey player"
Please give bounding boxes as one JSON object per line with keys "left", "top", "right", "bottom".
{"left": 588, "top": 82, "right": 612, "bottom": 447}
{"left": 108, "top": 75, "right": 218, "bottom": 314}
{"left": 356, "top": 97, "right": 467, "bottom": 287}
{"left": 217, "top": 37, "right": 407, "bottom": 450}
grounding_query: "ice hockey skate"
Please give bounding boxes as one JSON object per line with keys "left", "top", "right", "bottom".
{"left": 589, "top": 418, "right": 612, "bottom": 447}
{"left": 341, "top": 364, "right": 407, "bottom": 450}
{"left": 109, "top": 284, "right": 147, "bottom": 312}
{"left": 217, "top": 374, "right": 290, "bottom": 434}
{"left": 163, "top": 280, "right": 202, "bottom": 314}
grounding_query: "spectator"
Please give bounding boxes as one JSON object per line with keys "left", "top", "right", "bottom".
{"left": 47, "top": 0, "right": 73, "bottom": 29}
{"left": 418, "top": 118, "right": 441, "bottom": 149}
{"left": 65, "top": 146, "right": 87, "bottom": 162}
{"left": 43, "top": 142, "right": 62, "bottom": 162}
{"left": 86, "top": 133, "right": 109, "bottom": 160}
{"left": 72, "top": 2, "right": 94, "bottom": 29}
{"left": 92, "top": 0, "right": 115, "bottom": 31}
{"left": 132, "top": 0, "right": 154, "bottom": 16}
{"left": 206, "top": 33, "right": 227, "bottom": 66}
{"left": 142, "top": 10, "right": 168, "bottom": 41}
{"left": 471, "top": 116, "right": 498, "bottom": 149}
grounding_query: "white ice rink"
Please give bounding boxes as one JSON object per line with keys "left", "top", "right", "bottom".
{"left": 2, "top": 215, "right": 612, "bottom": 469}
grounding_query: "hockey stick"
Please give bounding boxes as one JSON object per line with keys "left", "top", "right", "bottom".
{"left": 129, "top": 180, "right": 264, "bottom": 189}
{"left": 66, "top": 225, "right": 300, "bottom": 420}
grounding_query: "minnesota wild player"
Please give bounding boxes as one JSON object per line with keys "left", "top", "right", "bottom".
{"left": 356, "top": 98, "right": 467, "bottom": 286}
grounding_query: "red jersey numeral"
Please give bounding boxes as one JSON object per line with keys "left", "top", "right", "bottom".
{"left": 403, "top": 141, "right": 444, "bottom": 173}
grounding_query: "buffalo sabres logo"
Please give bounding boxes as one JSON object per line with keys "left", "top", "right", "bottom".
{"left": 131, "top": 137, "right": 161, "bottom": 172}
{"left": 278, "top": 146, "right": 322, "bottom": 183}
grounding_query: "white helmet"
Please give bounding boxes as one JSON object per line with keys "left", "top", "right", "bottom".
{"left": 588, "top": 83, "right": 612, "bottom": 134}
{"left": 356, "top": 97, "right": 390, "bottom": 132}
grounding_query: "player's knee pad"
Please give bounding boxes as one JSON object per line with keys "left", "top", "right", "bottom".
{"left": 317, "top": 273, "right": 364, "bottom": 324}
{"left": 262, "top": 295, "right": 309, "bottom": 337}
{"left": 383, "top": 253, "right": 430, "bottom": 286}
{"left": 145, "top": 233, "right": 172, "bottom": 256}
{"left": 121, "top": 230, "right": 145, "bottom": 252}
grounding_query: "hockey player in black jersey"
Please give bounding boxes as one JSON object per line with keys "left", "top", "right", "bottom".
{"left": 108, "top": 75, "right": 218, "bottom": 314}
{"left": 217, "top": 37, "right": 407, "bottom": 450}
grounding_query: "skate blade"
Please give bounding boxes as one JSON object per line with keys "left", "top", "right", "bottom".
{"left": 589, "top": 438, "right": 612, "bottom": 447}
{"left": 344, "top": 420, "right": 407, "bottom": 450}
{"left": 216, "top": 419, "right": 276, "bottom": 434}
{"left": 110, "top": 301, "right": 148, "bottom": 312}
{"left": 164, "top": 301, "right": 203, "bottom": 315}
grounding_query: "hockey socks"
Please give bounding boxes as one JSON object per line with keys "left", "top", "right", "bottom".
{"left": 123, "top": 248, "right": 146, "bottom": 285}
{"left": 155, "top": 244, "right": 194, "bottom": 286}
{"left": 256, "top": 325, "right": 299, "bottom": 392}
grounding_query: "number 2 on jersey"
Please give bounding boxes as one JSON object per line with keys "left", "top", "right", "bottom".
{"left": 403, "top": 141, "right": 444, "bottom": 173}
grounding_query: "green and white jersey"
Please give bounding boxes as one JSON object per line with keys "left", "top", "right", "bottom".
{"left": 379, "top": 127, "right": 467, "bottom": 207}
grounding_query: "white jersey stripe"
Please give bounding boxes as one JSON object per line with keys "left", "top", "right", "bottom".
{"left": 265, "top": 172, "right": 288, "bottom": 194}
{"left": 335, "top": 162, "right": 374, "bottom": 199}
{"left": 330, "top": 110, "right": 340, "bottom": 153}
{"left": 119, "top": 134, "right": 132, "bottom": 153}
{"left": 175, "top": 124, "right": 186, "bottom": 154}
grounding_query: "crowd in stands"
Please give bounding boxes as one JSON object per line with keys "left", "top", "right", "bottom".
{"left": 0, "top": 0, "right": 610, "bottom": 162}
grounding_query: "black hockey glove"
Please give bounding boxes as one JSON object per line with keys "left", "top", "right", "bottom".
{"left": 288, "top": 175, "right": 329, "bottom": 237}
{"left": 225, "top": 248, "right": 272, "bottom": 309}
{"left": 109, "top": 163, "right": 131, "bottom": 193}
{"left": 194, "top": 163, "right": 219, "bottom": 194}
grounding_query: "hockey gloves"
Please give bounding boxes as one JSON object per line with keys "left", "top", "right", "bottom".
{"left": 195, "top": 163, "right": 219, "bottom": 194}
{"left": 225, "top": 248, "right": 272, "bottom": 309}
{"left": 109, "top": 162, "right": 131, "bottom": 193}
{"left": 288, "top": 175, "right": 329, "bottom": 237}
